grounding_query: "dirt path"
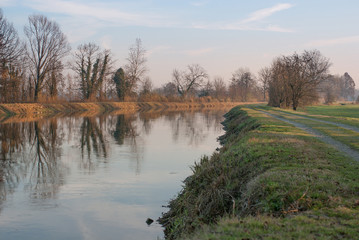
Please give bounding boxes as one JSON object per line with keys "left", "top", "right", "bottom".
{"left": 275, "top": 110, "right": 359, "bottom": 134}
{"left": 257, "top": 109, "right": 359, "bottom": 161}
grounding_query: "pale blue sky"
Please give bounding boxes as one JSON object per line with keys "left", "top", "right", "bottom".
{"left": 1, "top": 0, "right": 359, "bottom": 87}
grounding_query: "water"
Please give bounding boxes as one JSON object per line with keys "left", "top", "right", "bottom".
{"left": 0, "top": 108, "right": 229, "bottom": 240}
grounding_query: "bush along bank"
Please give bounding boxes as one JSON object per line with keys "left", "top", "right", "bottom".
{"left": 158, "top": 106, "right": 359, "bottom": 240}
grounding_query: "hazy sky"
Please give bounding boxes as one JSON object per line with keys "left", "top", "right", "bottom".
{"left": 1, "top": 0, "right": 359, "bottom": 87}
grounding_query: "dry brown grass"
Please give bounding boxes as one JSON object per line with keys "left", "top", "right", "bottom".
{"left": 0, "top": 101, "right": 245, "bottom": 122}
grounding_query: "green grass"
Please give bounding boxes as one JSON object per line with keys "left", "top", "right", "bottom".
{"left": 185, "top": 209, "right": 359, "bottom": 240}
{"left": 304, "top": 104, "right": 359, "bottom": 118}
{"left": 295, "top": 118, "right": 359, "bottom": 151}
{"left": 159, "top": 106, "right": 359, "bottom": 240}
{"left": 258, "top": 107, "right": 359, "bottom": 152}
{"left": 251, "top": 104, "right": 359, "bottom": 128}
{"left": 274, "top": 104, "right": 359, "bottom": 128}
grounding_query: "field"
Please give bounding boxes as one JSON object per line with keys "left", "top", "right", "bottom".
{"left": 305, "top": 104, "right": 359, "bottom": 118}
{"left": 159, "top": 104, "right": 359, "bottom": 240}
{"left": 274, "top": 104, "right": 359, "bottom": 128}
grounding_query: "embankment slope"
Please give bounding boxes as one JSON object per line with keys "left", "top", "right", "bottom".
{"left": 159, "top": 106, "right": 359, "bottom": 239}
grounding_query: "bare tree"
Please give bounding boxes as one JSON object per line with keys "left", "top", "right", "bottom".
{"left": 140, "top": 77, "right": 153, "bottom": 95}
{"left": 268, "top": 58, "right": 290, "bottom": 107}
{"left": 0, "top": 64, "right": 24, "bottom": 103}
{"left": 0, "top": 9, "right": 24, "bottom": 64}
{"left": 156, "top": 82, "right": 177, "bottom": 97}
{"left": 124, "top": 38, "right": 147, "bottom": 95}
{"left": 24, "top": 15, "right": 70, "bottom": 101}
{"left": 64, "top": 74, "right": 77, "bottom": 101}
{"left": 258, "top": 67, "right": 271, "bottom": 102}
{"left": 318, "top": 74, "right": 341, "bottom": 104}
{"left": 0, "top": 9, "right": 25, "bottom": 103}
{"left": 268, "top": 50, "right": 331, "bottom": 110}
{"left": 199, "top": 80, "right": 213, "bottom": 97}
{"left": 212, "top": 77, "right": 227, "bottom": 100}
{"left": 230, "top": 68, "right": 255, "bottom": 102}
{"left": 72, "top": 43, "right": 112, "bottom": 100}
{"left": 44, "top": 61, "right": 65, "bottom": 100}
{"left": 172, "top": 64, "right": 208, "bottom": 98}
{"left": 341, "top": 72, "right": 355, "bottom": 101}
{"left": 287, "top": 50, "right": 330, "bottom": 110}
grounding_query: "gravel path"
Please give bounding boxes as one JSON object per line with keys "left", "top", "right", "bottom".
{"left": 276, "top": 111, "right": 359, "bottom": 133}
{"left": 258, "top": 110, "right": 359, "bottom": 161}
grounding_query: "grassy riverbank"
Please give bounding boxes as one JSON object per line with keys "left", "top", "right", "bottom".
{"left": 159, "top": 106, "right": 359, "bottom": 239}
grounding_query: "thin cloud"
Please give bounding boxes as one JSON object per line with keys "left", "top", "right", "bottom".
{"left": 308, "top": 36, "right": 359, "bottom": 47}
{"left": 191, "top": 3, "right": 294, "bottom": 32}
{"left": 21, "top": 0, "right": 176, "bottom": 43}
{"left": 241, "top": 3, "right": 293, "bottom": 23}
{"left": 19, "top": 0, "right": 294, "bottom": 34}
{"left": 24, "top": 0, "right": 170, "bottom": 27}
{"left": 192, "top": 23, "right": 293, "bottom": 32}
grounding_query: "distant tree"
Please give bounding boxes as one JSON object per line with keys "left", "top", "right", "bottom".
{"left": 258, "top": 67, "right": 271, "bottom": 102}
{"left": 124, "top": 38, "right": 147, "bottom": 95}
{"left": 172, "top": 64, "right": 208, "bottom": 98}
{"left": 341, "top": 72, "right": 355, "bottom": 101}
{"left": 212, "top": 77, "right": 227, "bottom": 100}
{"left": 319, "top": 75, "right": 341, "bottom": 104}
{"left": 24, "top": 15, "right": 70, "bottom": 101}
{"left": 157, "top": 82, "right": 177, "bottom": 97}
{"left": 230, "top": 68, "right": 255, "bottom": 102}
{"left": 140, "top": 77, "right": 153, "bottom": 95}
{"left": 72, "top": 43, "right": 111, "bottom": 100}
{"left": 199, "top": 80, "right": 213, "bottom": 97}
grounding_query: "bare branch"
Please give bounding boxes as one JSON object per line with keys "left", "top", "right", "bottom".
{"left": 24, "top": 14, "right": 70, "bottom": 101}
{"left": 172, "top": 64, "right": 208, "bottom": 97}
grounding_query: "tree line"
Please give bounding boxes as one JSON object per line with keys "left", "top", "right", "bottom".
{"left": 0, "top": 9, "right": 356, "bottom": 106}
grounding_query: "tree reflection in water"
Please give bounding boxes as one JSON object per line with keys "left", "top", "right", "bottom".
{"left": 26, "top": 120, "right": 66, "bottom": 200}
{"left": 112, "top": 114, "right": 138, "bottom": 145}
{"left": 80, "top": 117, "right": 109, "bottom": 171}
{"left": 0, "top": 108, "right": 228, "bottom": 210}
{"left": 0, "top": 119, "right": 66, "bottom": 210}
{"left": 0, "top": 122, "right": 27, "bottom": 212}
{"left": 111, "top": 114, "right": 143, "bottom": 174}
{"left": 166, "top": 110, "right": 225, "bottom": 146}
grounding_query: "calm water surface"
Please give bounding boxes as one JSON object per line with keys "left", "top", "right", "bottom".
{"left": 0, "top": 109, "right": 229, "bottom": 240}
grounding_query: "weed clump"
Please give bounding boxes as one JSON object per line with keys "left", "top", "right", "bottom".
{"left": 159, "top": 107, "right": 261, "bottom": 239}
